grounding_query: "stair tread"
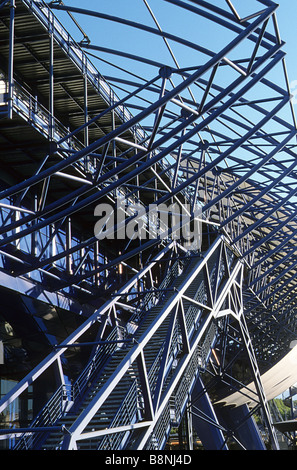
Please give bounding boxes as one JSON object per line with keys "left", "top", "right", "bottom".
{"left": 35, "top": 252, "right": 212, "bottom": 450}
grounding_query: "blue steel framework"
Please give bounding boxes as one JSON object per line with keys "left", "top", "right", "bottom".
{"left": 0, "top": 0, "right": 296, "bottom": 450}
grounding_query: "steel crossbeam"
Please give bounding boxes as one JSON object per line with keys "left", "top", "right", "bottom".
{"left": 0, "top": 48, "right": 289, "bottom": 281}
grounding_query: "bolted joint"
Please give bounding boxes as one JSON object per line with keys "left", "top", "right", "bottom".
{"left": 198, "top": 140, "right": 209, "bottom": 151}
{"left": 159, "top": 65, "right": 173, "bottom": 79}
{"left": 180, "top": 108, "right": 192, "bottom": 120}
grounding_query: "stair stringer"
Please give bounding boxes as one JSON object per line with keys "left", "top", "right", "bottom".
{"left": 57, "top": 236, "right": 242, "bottom": 450}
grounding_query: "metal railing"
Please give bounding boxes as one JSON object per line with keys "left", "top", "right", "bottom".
{"left": 98, "top": 380, "right": 139, "bottom": 450}
{"left": 5, "top": 237, "right": 236, "bottom": 451}
{"left": 127, "top": 251, "right": 193, "bottom": 327}
{"left": 145, "top": 321, "right": 218, "bottom": 451}
{"left": 23, "top": 0, "right": 147, "bottom": 146}
{"left": 13, "top": 384, "right": 72, "bottom": 450}
{"left": 7, "top": 240, "right": 186, "bottom": 449}
{"left": 13, "top": 326, "right": 126, "bottom": 450}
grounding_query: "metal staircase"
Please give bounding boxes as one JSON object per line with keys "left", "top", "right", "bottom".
{"left": 1, "top": 235, "right": 277, "bottom": 450}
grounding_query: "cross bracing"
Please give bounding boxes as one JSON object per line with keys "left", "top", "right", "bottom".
{"left": 0, "top": 0, "right": 296, "bottom": 450}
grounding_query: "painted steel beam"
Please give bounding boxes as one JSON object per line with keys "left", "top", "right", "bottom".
{"left": 0, "top": 0, "right": 296, "bottom": 451}
{"left": 0, "top": 49, "right": 287, "bottom": 278}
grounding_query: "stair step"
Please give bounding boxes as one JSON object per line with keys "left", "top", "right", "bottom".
{"left": 38, "top": 250, "right": 212, "bottom": 450}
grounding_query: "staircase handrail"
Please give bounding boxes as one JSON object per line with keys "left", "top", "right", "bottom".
{"left": 0, "top": 240, "right": 182, "bottom": 444}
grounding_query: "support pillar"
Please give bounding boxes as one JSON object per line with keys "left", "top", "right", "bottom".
{"left": 215, "top": 404, "right": 266, "bottom": 450}
{"left": 238, "top": 312, "right": 279, "bottom": 450}
{"left": 190, "top": 376, "right": 228, "bottom": 450}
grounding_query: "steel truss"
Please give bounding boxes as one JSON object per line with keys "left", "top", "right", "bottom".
{"left": 0, "top": 236, "right": 278, "bottom": 449}
{"left": 0, "top": 0, "right": 296, "bottom": 450}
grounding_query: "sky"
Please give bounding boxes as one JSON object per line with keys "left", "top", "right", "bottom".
{"left": 51, "top": 0, "right": 297, "bottom": 143}
{"left": 268, "top": 0, "right": 297, "bottom": 127}
{"left": 49, "top": 0, "right": 297, "bottom": 144}
{"left": 276, "top": 0, "right": 297, "bottom": 84}
{"left": 49, "top": 0, "right": 297, "bottom": 184}
{"left": 55, "top": 1, "right": 297, "bottom": 96}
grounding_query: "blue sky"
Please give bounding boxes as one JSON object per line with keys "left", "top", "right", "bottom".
{"left": 56, "top": 1, "right": 297, "bottom": 85}
{"left": 271, "top": 1, "right": 297, "bottom": 124}
{"left": 54, "top": 1, "right": 297, "bottom": 127}
{"left": 276, "top": 0, "right": 297, "bottom": 82}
